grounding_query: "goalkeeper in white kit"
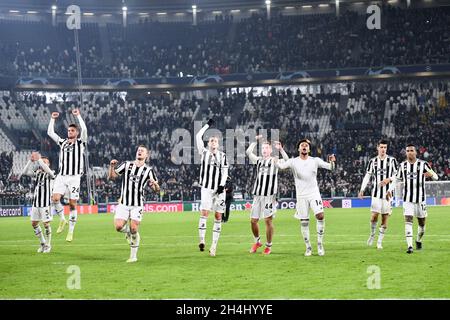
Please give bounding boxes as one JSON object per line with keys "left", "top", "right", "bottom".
{"left": 278, "top": 139, "right": 336, "bottom": 256}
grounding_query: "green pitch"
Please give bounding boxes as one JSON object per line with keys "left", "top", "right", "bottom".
{"left": 0, "top": 207, "right": 449, "bottom": 299}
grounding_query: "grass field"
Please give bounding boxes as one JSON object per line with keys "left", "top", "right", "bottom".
{"left": 0, "top": 207, "right": 449, "bottom": 299}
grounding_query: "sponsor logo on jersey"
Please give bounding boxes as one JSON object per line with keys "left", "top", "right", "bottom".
{"left": 129, "top": 175, "right": 141, "bottom": 183}
{"left": 63, "top": 144, "right": 75, "bottom": 152}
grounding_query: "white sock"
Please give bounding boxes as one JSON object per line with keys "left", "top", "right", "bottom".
{"left": 265, "top": 242, "right": 272, "bottom": 248}
{"left": 44, "top": 225, "right": 52, "bottom": 246}
{"left": 68, "top": 209, "right": 77, "bottom": 233}
{"left": 316, "top": 219, "right": 325, "bottom": 246}
{"left": 370, "top": 222, "right": 377, "bottom": 236}
{"left": 130, "top": 232, "right": 140, "bottom": 259}
{"left": 417, "top": 225, "right": 425, "bottom": 242}
{"left": 211, "top": 220, "right": 221, "bottom": 249}
{"left": 378, "top": 225, "right": 386, "bottom": 244}
{"left": 405, "top": 222, "right": 413, "bottom": 248}
{"left": 198, "top": 216, "right": 207, "bottom": 244}
{"left": 52, "top": 201, "right": 66, "bottom": 221}
{"left": 300, "top": 220, "right": 311, "bottom": 248}
{"left": 254, "top": 236, "right": 261, "bottom": 243}
{"left": 33, "top": 225, "right": 46, "bottom": 245}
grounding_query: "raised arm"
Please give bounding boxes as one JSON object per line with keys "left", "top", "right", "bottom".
{"left": 317, "top": 155, "right": 336, "bottom": 171}
{"left": 196, "top": 121, "right": 212, "bottom": 155}
{"left": 36, "top": 158, "right": 56, "bottom": 179}
{"left": 72, "top": 109, "right": 87, "bottom": 142}
{"left": 108, "top": 159, "right": 119, "bottom": 180}
{"left": 196, "top": 124, "right": 208, "bottom": 154}
{"left": 246, "top": 141, "right": 259, "bottom": 164}
{"left": 47, "top": 112, "right": 62, "bottom": 143}
{"left": 273, "top": 141, "right": 289, "bottom": 161}
{"left": 279, "top": 148, "right": 289, "bottom": 161}
{"left": 20, "top": 160, "right": 35, "bottom": 178}
{"left": 277, "top": 158, "right": 292, "bottom": 170}
{"left": 20, "top": 151, "right": 40, "bottom": 178}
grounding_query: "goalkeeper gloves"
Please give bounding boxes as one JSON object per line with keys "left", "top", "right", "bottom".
{"left": 207, "top": 118, "right": 215, "bottom": 127}
{"left": 216, "top": 185, "right": 225, "bottom": 194}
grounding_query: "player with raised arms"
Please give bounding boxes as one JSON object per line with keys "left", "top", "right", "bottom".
{"left": 278, "top": 139, "right": 336, "bottom": 256}
{"left": 196, "top": 119, "right": 229, "bottom": 257}
{"left": 47, "top": 109, "right": 87, "bottom": 242}
{"left": 246, "top": 135, "right": 289, "bottom": 255}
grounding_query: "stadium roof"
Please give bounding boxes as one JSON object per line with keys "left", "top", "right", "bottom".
{"left": 0, "top": 0, "right": 446, "bottom": 15}
{"left": 0, "top": 0, "right": 369, "bottom": 13}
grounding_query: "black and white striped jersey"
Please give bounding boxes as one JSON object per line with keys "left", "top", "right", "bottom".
{"left": 33, "top": 170, "right": 55, "bottom": 208}
{"left": 57, "top": 138, "right": 86, "bottom": 176}
{"left": 198, "top": 149, "right": 229, "bottom": 190}
{"left": 252, "top": 157, "right": 278, "bottom": 196}
{"left": 395, "top": 159, "right": 431, "bottom": 203}
{"left": 365, "top": 155, "right": 398, "bottom": 199}
{"left": 115, "top": 161, "right": 158, "bottom": 207}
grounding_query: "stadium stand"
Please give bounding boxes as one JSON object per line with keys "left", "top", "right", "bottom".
{"left": 0, "top": 6, "right": 449, "bottom": 78}
{"left": 3, "top": 81, "right": 448, "bottom": 203}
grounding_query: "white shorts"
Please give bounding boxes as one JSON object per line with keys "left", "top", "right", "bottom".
{"left": 371, "top": 197, "right": 392, "bottom": 215}
{"left": 30, "top": 206, "right": 53, "bottom": 222}
{"left": 403, "top": 201, "right": 428, "bottom": 218}
{"left": 200, "top": 187, "right": 226, "bottom": 213}
{"left": 294, "top": 197, "right": 324, "bottom": 220}
{"left": 251, "top": 195, "right": 277, "bottom": 219}
{"left": 53, "top": 175, "right": 81, "bottom": 200}
{"left": 114, "top": 204, "right": 143, "bottom": 222}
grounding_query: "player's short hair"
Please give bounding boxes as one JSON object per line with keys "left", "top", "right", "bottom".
{"left": 406, "top": 143, "right": 416, "bottom": 150}
{"left": 297, "top": 138, "right": 311, "bottom": 150}
{"left": 137, "top": 145, "right": 149, "bottom": 152}
{"left": 68, "top": 123, "right": 79, "bottom": 131}
{"left": 261, "top": 140, "right": 271, "bottom": 146}
{"left": 377, "top": 139, "right": 389, "bottom": 146}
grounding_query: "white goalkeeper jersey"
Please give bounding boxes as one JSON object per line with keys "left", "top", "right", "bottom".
{"left": 278, "top": 156, "right": 333, "bottom": 199}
